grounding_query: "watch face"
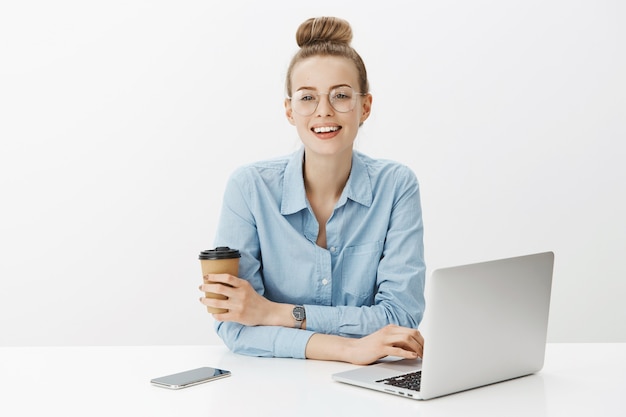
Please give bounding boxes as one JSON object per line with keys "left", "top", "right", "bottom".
{"left": 293, "top": 306, "right": 305, "bottom": 320}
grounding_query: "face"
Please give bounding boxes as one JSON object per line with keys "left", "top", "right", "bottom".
{"left": 285, "top": 56, "right": 372, "bottom": 160}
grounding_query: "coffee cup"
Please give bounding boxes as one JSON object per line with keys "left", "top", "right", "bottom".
{"left": 199, "top": 247, "right": 241, "bottom": 314}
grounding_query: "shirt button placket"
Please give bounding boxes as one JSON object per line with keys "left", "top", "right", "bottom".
{"left": 318, "top": 247, "right": 332, "bottom": 304}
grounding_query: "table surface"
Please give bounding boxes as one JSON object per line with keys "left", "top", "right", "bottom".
{"left": 1, "top": 343, "right": 625, "bottom": 416}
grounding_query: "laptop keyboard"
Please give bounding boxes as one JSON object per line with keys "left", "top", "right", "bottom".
{"left": 376, "top": 371, "right": 422, "bottom": 392}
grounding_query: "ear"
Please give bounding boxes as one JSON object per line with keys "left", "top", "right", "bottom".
{"left": 285, "top": 98, "right": 296, "bottom": 126}
{"left": 359, "top": 93, "right": 373, "bottom": 124}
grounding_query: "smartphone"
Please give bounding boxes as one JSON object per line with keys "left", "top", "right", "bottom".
{"left": 150, "top": 366, "right": 231, "bottom": 389}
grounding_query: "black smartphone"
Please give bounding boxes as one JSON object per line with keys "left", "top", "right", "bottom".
{"left": 150, "top": 366, "right": 231, "bottom": 389}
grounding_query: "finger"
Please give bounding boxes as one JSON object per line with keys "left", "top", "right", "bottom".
{"left": 385, "top": 346, "right": 419, "bottom": 360}
{"left": 404, "top": 330, "right": 424, "bottom": 350}
{"left": 397, "top": 328, "right": 424, "bottom": 349}
{"left": 199, "top": 282, "right": 233, "bottom": 296}
{"left": 204, "top": 273, "right": 238, "bottom": 286}
{"left": 409, "top": 335, "right": 424, "bottom": 356}
{"left": 391, "top": 330, "right": 424, "bottom": 356}
{"left": 415, "top": 331, "right": 424, "bottom": 346}
{"left": 393, "top": 340, "right": 422, "bottom": 356}
{"left": 412, "top": 332, "right": 424, "bottom": 354}
{"left": 199, "top": 296, "right": 229, "bottom": 311}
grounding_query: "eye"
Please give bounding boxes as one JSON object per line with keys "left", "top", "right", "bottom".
{"left": 295, "top": 90, "right": 318, "bottom": 102}
{"left": 332, "top": 89, "right": 353, "bottom": 100}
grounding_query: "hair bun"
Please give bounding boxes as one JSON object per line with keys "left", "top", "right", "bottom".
{"left": 296, "top": 16, "right": 353, "bottom": 47}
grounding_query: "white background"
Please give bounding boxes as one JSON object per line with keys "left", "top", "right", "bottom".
{"left": 1, "top": 0, "right": 624, "bottom": 346}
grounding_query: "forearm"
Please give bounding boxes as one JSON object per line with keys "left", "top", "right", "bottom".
{"left": 305, "top": 325, "right": 424, "bottom": 365}
{"left": 304, "top": 333, "right": 356, "bottom": 362}
{"left": 263, "top": 302, "right": 299, "bottom": 328}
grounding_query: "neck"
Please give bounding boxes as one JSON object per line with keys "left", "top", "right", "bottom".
{"left": 303, "top": 150, "right": 352, "bottom": 199}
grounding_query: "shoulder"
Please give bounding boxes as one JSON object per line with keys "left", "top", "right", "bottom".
{"left": 228, "top": 152, "right": 294, "bottom": 185}
{"left": 354, "top": 150, "right": 419, "bottom": 187}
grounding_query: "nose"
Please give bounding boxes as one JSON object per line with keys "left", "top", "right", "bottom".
{"left": 315, "top": 93, "right": 335, "bottom": 116}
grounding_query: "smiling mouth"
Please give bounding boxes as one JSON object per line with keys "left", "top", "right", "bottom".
{"left": 312, "top": 126, "right": 341, "bottom": 133}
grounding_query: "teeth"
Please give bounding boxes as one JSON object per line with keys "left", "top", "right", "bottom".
{"left": 313, "top": 126, "right": 339, "bottom": 133}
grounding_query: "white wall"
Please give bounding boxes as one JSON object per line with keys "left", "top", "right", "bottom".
{"left": 1, "top": 0, "right": 624, "bottom": 346}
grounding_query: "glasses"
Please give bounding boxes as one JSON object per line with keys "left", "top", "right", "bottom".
{"left": 288, "top": 87, "right": 367, "bottom": 116}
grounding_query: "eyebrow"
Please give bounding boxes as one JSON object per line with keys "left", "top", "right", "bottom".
{"left": 295, "top": 84, "right": 353, "bottom": 92}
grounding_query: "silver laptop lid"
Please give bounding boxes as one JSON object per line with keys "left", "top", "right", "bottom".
{"left": 419, "top": 251, "right": 554, "bottom": 399}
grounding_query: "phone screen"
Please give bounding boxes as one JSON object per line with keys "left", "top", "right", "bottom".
{"left": 151, "top": 366, "right": 231, "bottom": 389}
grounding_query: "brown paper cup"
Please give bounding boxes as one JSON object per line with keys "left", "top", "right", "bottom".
{"left": 199, "top": 247, "right": 241, "bottom": 314}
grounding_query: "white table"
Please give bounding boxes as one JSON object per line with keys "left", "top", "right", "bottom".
{"left": 1, "top": 343, "right": 624, "bottom": 416}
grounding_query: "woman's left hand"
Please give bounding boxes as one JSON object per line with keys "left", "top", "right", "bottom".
{"left": 199, "top": 274, "right": 276, "bottom": 326}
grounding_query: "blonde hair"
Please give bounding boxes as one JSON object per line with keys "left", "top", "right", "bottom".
{"left": 285, "top": 17, "right": 370, "bottom": 97}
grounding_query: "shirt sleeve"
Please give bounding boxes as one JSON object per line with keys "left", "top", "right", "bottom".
{"left": 304, "top": 166, "right": 426, "bottom": 337}
{"left": 211, "top": 168, "right": 315, "bottom": 358}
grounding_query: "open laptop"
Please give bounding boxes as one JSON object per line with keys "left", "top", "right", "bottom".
{"left": 332, "top": 251, "right": 554, "bottom": 400}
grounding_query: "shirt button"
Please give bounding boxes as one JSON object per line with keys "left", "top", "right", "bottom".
{"left": 322, "top": 278, "right": 329, "bottom": 285}
{"left": 330, "top": 246, "right": 337, "bottom": 253}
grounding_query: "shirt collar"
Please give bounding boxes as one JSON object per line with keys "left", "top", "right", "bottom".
{"left": 281, "top": 148, "right": 373, "bottom": 215}
{"left": 281, "top": 148, "right": 307, "bottom": 215}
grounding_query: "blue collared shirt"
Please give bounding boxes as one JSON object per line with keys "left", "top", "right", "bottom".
{"left": 213, "top": 148, "right": 425, "bottom": 358}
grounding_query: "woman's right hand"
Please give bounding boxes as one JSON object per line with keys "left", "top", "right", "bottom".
{"left": 199, "top": 274, "right": 298, "bottom": 328}
{"left": 199, "top": 273, "right": 275, "bottom": 326}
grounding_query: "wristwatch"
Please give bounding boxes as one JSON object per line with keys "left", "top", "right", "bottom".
{"left": 292, "top": 305, "right": 306, "bottom": 329}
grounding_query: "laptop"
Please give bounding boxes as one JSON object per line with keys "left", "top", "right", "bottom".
{"left": 332, "top": 251, "right": 554, "bottom": 400}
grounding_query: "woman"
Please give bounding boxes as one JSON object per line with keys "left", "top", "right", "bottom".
{"left": 199, "top": 16, "right": 425, "bottom": 365}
